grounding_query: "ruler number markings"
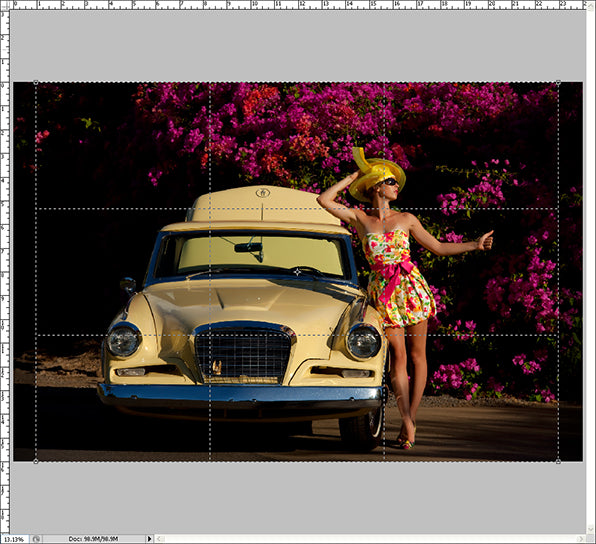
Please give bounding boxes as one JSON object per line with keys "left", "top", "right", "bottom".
{"left": 0, "top": 0, "right": 587, "bottom": 8}
{"left": 0, "top": 5, "right": 8, "bottom": 537}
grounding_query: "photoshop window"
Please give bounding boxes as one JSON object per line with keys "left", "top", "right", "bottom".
{"left": 1, "top": 8, "right": 593, "bottom": 543}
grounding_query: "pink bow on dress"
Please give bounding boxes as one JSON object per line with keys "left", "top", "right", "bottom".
{"left": 371, "top": 258, "right": 415, "bottom": 305}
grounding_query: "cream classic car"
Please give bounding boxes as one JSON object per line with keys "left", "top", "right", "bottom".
{"left": 97, "top": 185, "right": 388, "bottom": 451}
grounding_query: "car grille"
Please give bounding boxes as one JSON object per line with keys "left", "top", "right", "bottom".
{"left": 194, "top": 328, "right": 292, "bottom": 384}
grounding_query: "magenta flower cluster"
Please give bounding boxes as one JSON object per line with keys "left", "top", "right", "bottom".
{"left": 534, "top": 386, "right": 556, "bottom": 403}
{"left": 430, "top": 358, "right": 481, "bottom": 400}
{"left": 133, "top": 82, "right": 556, "bottom": 189}
{"left": 437, "top": 159, "right": 508, "bottom": 215}
{"left": 485, "top": 218, "right": 564, "bottom": 334}
{"left": 451, "top": 320, "right": 477, "bottom": 341}
{"left": 512, "top": 354, "right": 542, "bottom": 375}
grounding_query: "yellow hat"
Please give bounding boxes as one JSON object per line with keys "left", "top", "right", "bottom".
{"left": 349, "top": 147, "right": 406, "bottom": 203}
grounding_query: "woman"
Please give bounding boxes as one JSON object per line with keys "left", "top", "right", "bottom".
{"left": 316, "top": 148, "right": 494, "bottom": 449}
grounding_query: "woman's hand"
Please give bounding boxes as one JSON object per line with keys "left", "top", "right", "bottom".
{"left": 344, "top": 170, "right": 361, "bottom": 185}
{"left": 476, "top": 230, "right": 494, "bottom": 251}
{"left": 317, "top": 171, "right": 360, "bottom": 206}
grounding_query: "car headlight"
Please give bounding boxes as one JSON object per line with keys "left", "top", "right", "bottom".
{"left": 346, "top": 324, "right": 382, "bottom": 359}
{"left": 107, "top": 324, "right": 141, "bottom": 357}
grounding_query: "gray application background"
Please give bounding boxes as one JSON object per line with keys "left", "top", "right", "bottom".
{"left": 10, "top": 9, "right": 588, "bottom": 536}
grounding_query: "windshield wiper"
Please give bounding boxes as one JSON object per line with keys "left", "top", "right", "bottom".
{"left": 185, "top": 267, "right": 255, "bottom": 280}
{"left": 184, "top": 265, "right": 332, "bottom": 281}
{"left": 185, "top": 269, "right": 223, "bottom": 280}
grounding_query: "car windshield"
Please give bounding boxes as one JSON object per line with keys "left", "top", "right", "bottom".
{"left": 154, "top": 231, "right": 350, "bottom": 280}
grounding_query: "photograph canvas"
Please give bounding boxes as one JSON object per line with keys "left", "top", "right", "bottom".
{"left": 12, "top": 81, "right": 582, "bottom": 463}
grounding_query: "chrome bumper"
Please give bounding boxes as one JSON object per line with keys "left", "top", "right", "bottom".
{"left": 97, "top": 383, "right": 384, "bottom": 421}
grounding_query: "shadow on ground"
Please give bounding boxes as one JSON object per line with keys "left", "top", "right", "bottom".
{"left": 14, "top": 384, "right": 582, "bottom": 462}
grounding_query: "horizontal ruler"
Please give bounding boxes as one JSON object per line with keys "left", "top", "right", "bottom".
{"left": 0, "top": 0, "right": 590, "bottom": 9}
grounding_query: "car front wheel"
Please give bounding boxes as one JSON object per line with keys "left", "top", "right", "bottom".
{"left": 338, "top": 405, "right": 384, "bottom": 452}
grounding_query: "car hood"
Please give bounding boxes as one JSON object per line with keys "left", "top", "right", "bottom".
{"left": 144, "top": 278, "right": 362, "bottom": 357}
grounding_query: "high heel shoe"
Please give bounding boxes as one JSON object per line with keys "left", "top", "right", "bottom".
{"left": 397, "top": 438, "right": 415, "bottom": 450}
{"left": 396, "top": 421, "right": 416, "bottom": 449}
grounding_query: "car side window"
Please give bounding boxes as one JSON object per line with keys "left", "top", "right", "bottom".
{"left": 154, "top": 235, "right": 186, "bottom": 278}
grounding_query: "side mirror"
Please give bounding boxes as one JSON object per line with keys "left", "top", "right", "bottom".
{"left": 120, "top": 277, "right": 137, "bottom": 297}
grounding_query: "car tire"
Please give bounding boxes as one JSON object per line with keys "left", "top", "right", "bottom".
{"left": 338, "top": 404, "right": 384, "bottom": 452}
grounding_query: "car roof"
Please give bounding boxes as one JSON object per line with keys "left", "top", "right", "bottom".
{"left": 184, "top": 185, "right": 345, "bottom": 227}
{"left": 160, "top": 221, "right": 351, "bottom": 236}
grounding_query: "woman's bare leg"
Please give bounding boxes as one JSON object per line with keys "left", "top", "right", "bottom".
{"left": 406, "top": 319, "right": 428, "bottom": 425}
{"left": 386, "top": 326, "right": 415, "bottom": 442}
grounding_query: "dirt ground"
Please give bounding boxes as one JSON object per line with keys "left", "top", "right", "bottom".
{"left": 14, "top": 339, "right": 103, "bottom": 389}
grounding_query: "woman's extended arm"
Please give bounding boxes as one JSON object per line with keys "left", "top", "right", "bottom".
{"left": 316, "top": 171, "right": 361, "bottom": 226}
{"left": 407, "top": 213, "right": 494, "bottom": 256}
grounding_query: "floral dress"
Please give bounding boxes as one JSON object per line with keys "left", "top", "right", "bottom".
{"left": 363, "top": 228, "right": 436, "bottom": 328}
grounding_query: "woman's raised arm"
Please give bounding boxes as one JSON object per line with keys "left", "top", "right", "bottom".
{"left": 316, "top": 171, "right": 361, "bottom": 226}
{"left": 407, "top": 213, "right": 494, "bottom": 256}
